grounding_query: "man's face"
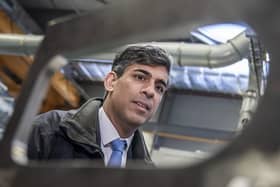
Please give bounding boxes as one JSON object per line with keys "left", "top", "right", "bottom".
{"left": 104, "top": 64, "right": 169, "bottom": 131}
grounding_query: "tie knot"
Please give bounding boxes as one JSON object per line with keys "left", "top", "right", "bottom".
{"left": 110, "top": 139, "right": 127, "bottom": 152}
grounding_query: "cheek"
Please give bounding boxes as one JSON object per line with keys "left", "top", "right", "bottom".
{"left": 119, "top": 81, "right": 140, "bottom": 97}
{"left": 113, "top": 82, "right": 134, "bottom": 102}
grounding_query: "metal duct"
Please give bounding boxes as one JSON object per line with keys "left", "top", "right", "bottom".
{"left": 0, "top": 32, "right": 249, "bottom": 68}
{"left": 0, "top": 34, "right": 43, "bottom": 56}
{"left": 92, "top": 31, "right": 250, "bottom": 68}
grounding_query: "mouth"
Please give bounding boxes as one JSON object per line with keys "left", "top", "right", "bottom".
{"left": 133, "top": 100, "right": 151, "bottom": 111}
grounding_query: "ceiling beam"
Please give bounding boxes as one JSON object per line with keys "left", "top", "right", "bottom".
{"left": 0, "top": 0, "right": 42, "bottom": 34}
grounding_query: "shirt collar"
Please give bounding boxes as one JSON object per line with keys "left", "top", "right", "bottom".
{"left": 98, "top": 107, "right": 134, "bottom": 149}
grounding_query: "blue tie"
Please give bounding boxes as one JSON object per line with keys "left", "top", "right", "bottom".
{"left": 107, "top": 139, "right": 127, "bottom": 167}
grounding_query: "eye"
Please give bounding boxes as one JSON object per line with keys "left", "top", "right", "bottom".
{"left": 155, "top": 85, "right": 165, "bottom": 95}
{"left": 134, "top": 74, "right": 146, "bottom": 81}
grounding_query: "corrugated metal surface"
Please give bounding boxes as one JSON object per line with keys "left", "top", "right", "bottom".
{"left": 64, "top": 59, "right": 249, "bottom": 95}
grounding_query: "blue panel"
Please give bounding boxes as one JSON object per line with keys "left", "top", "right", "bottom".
{"left": 170, "top": 59, "right": 249, "bottom": 94}
{"left": 0, "top": 81, "right": 14, "bottom": 140}
{"left": 67, "top": 59, "right": 249, "bottom": 95}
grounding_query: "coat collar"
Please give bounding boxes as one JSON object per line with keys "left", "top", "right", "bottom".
{"left": 60, "top": 98, "right": 103, "bottom": 148}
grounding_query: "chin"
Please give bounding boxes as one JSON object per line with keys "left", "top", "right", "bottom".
{"left": 129, "top": 116, "right": 149, "bottom": 127}
{"left": 130, "top": 119, "right": 146, "bottom": 126}
{"left": 126, "top": 110, "right": 152, "bottom": 126}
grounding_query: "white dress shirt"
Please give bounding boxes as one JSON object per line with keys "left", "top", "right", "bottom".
{"left": 98, "top": 107, "right": 134, "bottom": 167}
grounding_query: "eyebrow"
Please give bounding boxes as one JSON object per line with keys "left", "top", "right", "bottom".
{"left": 133, "top": 69, "right": 168, "bottom": 88}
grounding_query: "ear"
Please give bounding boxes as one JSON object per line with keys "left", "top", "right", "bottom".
{"left": 104, "top": 71, "right": 118, "bottom": 92}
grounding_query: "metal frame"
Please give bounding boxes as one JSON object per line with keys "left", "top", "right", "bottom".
{"left": 0, "top": 0, "right": 280, "bottom": 186}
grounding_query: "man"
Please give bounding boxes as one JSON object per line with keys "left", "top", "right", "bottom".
{"left": 28, "top": 45, "right": 171, "bottom": 168}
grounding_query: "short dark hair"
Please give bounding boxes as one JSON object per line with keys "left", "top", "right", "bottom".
{"left": 112, "top": 45, "right": 171, "bottom": 77}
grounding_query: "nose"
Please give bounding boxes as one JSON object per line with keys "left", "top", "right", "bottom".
{"left": 141, "top": 82, "right": 155, "bottom": 99}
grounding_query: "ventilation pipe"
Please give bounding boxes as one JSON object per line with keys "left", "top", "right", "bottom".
{"left": 92, "top": 31, "right": 250, "bottom": 68}
{"left": 237, "top": 37, "right": 266, "bottom": 131}
{"left": 0, "top": 32, "right": 249, "bottom": 68}
{"left": 0, "top": 34, "right": 43, "bottom": 56}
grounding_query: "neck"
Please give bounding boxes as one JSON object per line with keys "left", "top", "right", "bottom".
{"left": 103, "top": 100, "right": 136, "bottom": 138}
